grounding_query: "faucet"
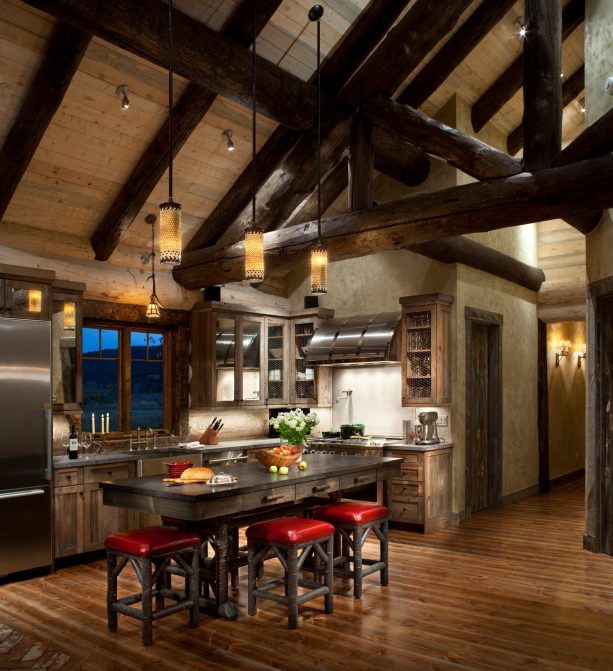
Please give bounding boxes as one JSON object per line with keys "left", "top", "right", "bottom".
{"left": 336, "top": 388, "right": 353, "bottom": 403}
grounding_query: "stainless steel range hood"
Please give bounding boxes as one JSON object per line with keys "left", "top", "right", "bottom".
{"left": 305, "top": 312, "right": 401, "bottom": 366}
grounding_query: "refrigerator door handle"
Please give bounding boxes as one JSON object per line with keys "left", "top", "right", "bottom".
{"left": 0, "top": 488, "right": 46, "bottom": 500}
{"left": 43, "top": 407, "right": 52, "bottom": 479}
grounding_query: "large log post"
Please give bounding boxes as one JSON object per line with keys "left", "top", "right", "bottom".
{"left": 349, "top": 117, "right": 374, "bottom": 211}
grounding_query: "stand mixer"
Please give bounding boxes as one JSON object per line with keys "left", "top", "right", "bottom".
{"left": 416, "top": 411, "right": 442, "bottom": 445}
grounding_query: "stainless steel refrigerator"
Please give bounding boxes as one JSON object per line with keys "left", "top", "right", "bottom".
{"left": 0, "top": 317, "right": 53, "bottom": 577}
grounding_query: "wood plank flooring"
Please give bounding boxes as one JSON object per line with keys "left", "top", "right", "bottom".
{"left": 2, "top": 478, "right": 613, "bottom": 670}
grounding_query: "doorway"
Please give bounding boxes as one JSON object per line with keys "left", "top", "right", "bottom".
{"left": 465, "top": 307, "right": 502, "bottom": 516}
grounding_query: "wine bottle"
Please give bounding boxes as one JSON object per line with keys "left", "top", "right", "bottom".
{"left": 68, "top": 424, "right": 79, "bottom": 460}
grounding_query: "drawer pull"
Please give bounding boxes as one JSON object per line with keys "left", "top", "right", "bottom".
{"left": 312, "top": 484, "right": 330, "bottom": 493}
{"left": 263, "top": 494, "right": 284, "bottom": 503}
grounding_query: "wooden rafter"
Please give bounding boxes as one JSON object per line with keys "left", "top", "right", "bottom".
{"left": 90, "top": 0, "right": 282, "bottom": 261}
{"left": 0, "top": 23, "right": 91, "bottom": 221}
{"left": 173, "top": 155, "right": 613, "bottom": 289}
{"left": 22, "top": 0, "right": 317, "bottom": 131}
{"left": 471, "top": 0, "right": 584, "bottom": 133}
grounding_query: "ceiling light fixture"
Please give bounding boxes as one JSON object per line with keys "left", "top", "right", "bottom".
{"left": 145, "top": 214, "right": 163, "bottom": 319}
{"left": 244, "top": 0, "right": 264, "bottom": 284}
{"left": 116, "top": 84, "right": 130, "bottom": 110}
{"left": 514, "top": 17, "right": 527, "bottom": 39}
{"left": 159, "top": 0, "right": 181, "bottom": 266}
{"left": 222, "top": 129, "right": 235, "bottom": 151}
{"left": 579, "top": 97, "right": 586, "bottom": 114}
{"left": 577, "top": 344, "right": 587, "bottom": 369}
{"left": 309, "top": 4, "right": 327, "bottom": 295}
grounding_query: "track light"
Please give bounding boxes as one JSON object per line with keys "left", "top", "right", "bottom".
{"left": 116, "top": 84, "right": 130, "bottom": 110}
{"left": 514, "top": 17, "right": 527, "bottom": 39}
{"left": 222, "top": 129, "right": 235, "bottom": 151}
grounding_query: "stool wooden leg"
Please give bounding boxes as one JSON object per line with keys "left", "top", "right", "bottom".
{"left": 352, "top": 525, "right": 363, "bottom": 599}
{"left": 154, "top": 559, "right": 165, "bottom": 610}
{"left": 141, "top": 557, "right": 153, "bottom": 646}
{"left": 247, "top": 541, "right": 257, "bottom": 616}
{"left": 189, "top": 547, "right": 199, "bottom": 628}
{"left": 381, "top": 519, "right": 389, "bottom": 586}
{"left": 107, "top": 552, "right": 118, "bottom": 633}
{"left": 287, "top": 545, "right": 298, "bottom": 629}
{"left": 324, "top": 536, "right": 334, "bottom": 614}
{"left": 230, "top": 528, "right": 240, "bottom": 589}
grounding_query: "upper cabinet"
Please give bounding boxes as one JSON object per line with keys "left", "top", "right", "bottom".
{"left": 400, "top": 294, "right": 453, "bottom": 406}
{"left": 0, "top": 264, "right": 54, "bottom": 321}
{"left": 191, "top": 301, "right": 333, "bottom": 408}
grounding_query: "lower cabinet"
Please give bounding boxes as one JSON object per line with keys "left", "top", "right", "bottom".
{"left": 54, "top": 462, "right": 136, "bottom": 558}
{"left": 388, "top": 447, "right": 452, "bottom": 533}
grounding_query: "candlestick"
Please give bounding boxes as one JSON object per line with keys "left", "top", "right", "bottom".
{"left": 100, "top": 413, "right": 105, "bottom": 434}
{"left": 91, "top": 413, "right": 95, "bottom": 433}
{"left": 106, "top": 412, "right": 110, "bottom": 434}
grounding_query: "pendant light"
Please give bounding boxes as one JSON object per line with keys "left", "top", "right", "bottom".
{"left": 159, "top": 0, "right": 181, "bottom": 266}
{"left": 146, "top": 215, "right": 163, "bottom": 319}
{"left": 244, "top": 0, "right": 264, "bottom": 283}
{"left": 309, "top": 5, "right": 327, "bottom": 295}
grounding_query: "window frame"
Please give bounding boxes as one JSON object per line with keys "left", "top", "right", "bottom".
{"left": 83, "top": 322, "right": 172, "bottom": 433}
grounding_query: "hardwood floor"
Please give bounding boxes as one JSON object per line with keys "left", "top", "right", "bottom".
{"left": 2, "top": 478, "right": 613, "bottom": 670}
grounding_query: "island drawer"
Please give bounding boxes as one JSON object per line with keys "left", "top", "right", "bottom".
{"left": 391, "top": 481, "right": 422, "bottom": 500}
{"left": 390, "top": 451, "right": 421, "bottom": 465}
{"left": 54, "top": 468, "right": 82, "bottom": 487}
{"left": 296, "top": 476, "right": 339, "bottom": 499}
{"left": 399, "top": 464, "right": 423, "bottom": 482}
{"left": 243, "top": 485, "right": 296, "bottom": 510}
{"left": 340, "top": 471, "right": 377, "bottom": 491}
{"left": 84, "top": 462, "right": 133, "bottom": 484}
{"left": 391, "top": 501, "right": 422, "bottom": 523}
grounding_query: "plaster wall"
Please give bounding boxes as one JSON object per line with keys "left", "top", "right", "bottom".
{"left": 546, "top": 322, "right": 586, "bottom": 480}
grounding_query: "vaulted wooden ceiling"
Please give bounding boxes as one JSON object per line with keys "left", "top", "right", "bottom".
{"left": 0, "top": 0, "right": 607, "bottom": 318}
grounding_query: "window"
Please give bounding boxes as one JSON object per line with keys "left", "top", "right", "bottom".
{"left": 83, "top": 325, "right": 169, "bottom": 432}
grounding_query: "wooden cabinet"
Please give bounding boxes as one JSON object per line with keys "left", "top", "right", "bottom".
{"left": 191, "top": 301, "right": 333, "bottom": 408}
{"left": 0, "top": 264, "right": 54, "bottom": 321}
{"left": 387, "top": 447, "right": 452, "bottom": 533}
{"left": 53, "top": 461, "right": 135, "bottom": 558}
{"left": 400, "top": 293, "right": 452, "bottom": 406}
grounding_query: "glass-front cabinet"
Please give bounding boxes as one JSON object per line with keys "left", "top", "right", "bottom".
{"left": 0, "top": 278, "right": 51, "bottom": 320}
{"left": 265, "top": 318, "right": 288, "bottom": 404}
{"left": 290, "top": 317, "right": 317, "bottom": 405}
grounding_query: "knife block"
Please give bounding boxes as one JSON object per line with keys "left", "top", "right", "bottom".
{"left": 199, "top": 426, "right": 219, "bottom": 445}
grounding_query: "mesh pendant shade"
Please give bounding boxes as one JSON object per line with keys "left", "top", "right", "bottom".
{"left": 28, "top": 290, "right": 42, "bottom": 313}
{"left": 63, "top": 301, "right": 76, "bottom": 332}
{"left": 310, "top": 242, "right": 328, "bottom": 294}
{"left": 245, "top": 226, "right": 264, "bottom": 282}
{"left": 159, "top": 200, "right": 182, "bottom": 265}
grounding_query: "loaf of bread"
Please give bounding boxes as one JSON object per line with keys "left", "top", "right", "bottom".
{"left": 179, "top": 467, "right": 214, "bottom": 481}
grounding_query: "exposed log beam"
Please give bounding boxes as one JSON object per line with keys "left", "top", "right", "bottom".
{"left": 22, "top": 0, "right": 317, "bottom": 131}
{"left": 349, "top": 116, "right": 374, "bottom": 210}
{"left": 522, "top": 0, "right": 562, "bottom": 170}
{"left": 90, "top": 0, "right": 281, "bottom": 261}
{"left": 0, "top": 23, "right": 91, "bottom": 221}
{"left": 555, "top": 106, "right": 613, "bottom": 165}
{"left": 362, "top": 96, "right": 522, "bottom": 180}
{"left": 507, "top": 66, "right": 584, "bottom": 156}
{"left": 397, "top": 0, "right": 516, "bottom": 109}
{"left": 173, "top": 155, "right": 613, "bottom": 288}
{"left": 372, "top": 128, "right": 431, "bottom": 186}
{"left": 471, "top": 0, "right": 584, "bottom": 133}
{"left": 184, "top": 0, "right": 411, "bottom": 253}
{"left": 406, "top": 237, "right": 545, "bottom": 291}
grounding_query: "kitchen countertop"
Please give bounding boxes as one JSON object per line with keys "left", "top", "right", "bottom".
{"left": 53, "top": 437, "right": 280, "bottom": 469}
{"left": 384, "top": 441, "right": 454, "bottom": 452}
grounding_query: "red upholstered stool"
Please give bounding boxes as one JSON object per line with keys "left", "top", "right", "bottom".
{"left": 313, "top": 501, "right": 389, "bottom": 598}
{"left": 105, "top": 526, "right": 200, "bottom": 645}
{"left": 246, "top": 517, "right": 335, "bottom": 629}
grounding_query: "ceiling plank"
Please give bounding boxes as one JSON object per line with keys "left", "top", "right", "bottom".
{"left": 0, "top": 22, "right": 91, "bottom": 221}
{"left": 522, "top": 0, "right": 562, "bottom": 170}
{"left": 361, "top": 96, "right": 522, "bottom": 180}
{"left": 397, "top": 0, "right": 517, "bottom": 109}
{"left": 471, "top": 0, "right": 584, "bottom": 133}
{"left": 90, "top": 0, "right": 282, "bottom": 261}
{"left": 183, "top": 0, "right": 412, "bottom": 254}
{"left": 173, "top": 154, "right": 613, "bottom": 289}
{"left": 507, "top": 66, "right": 584, "bottom": 156}
{"left": 22, "top": 0, "right": 317, "bottom": 131}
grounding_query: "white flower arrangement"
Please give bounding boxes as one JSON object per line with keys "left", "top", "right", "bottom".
{"left": 269, "top": 409, "right": 319, "bottom": 445}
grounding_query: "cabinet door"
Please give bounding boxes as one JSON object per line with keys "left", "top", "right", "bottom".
{"left": 290, "top": 318, "right": 317, "bottom": 404}
{"left": 214, "top": 314, "right": 237, "bottom": 404}
{"left": 82, "top": 482, "right": 132, "bottom": 552}
{"left": 265, "top": 318, "right": 288, "bottom": 403}
{"left": 403, "top": 306, "right": 435, "bottom": 405}
{"left": 51, "top": 292, "right": 82, "bottom": 408}
{"left": 5, "top": 279, "right": 50, "bottom": 320}
{"left": 240, "top": 317, "right": 263, "bottom": 404}
{"left": 53, "top": 485, "right": 83, "bottom": 558}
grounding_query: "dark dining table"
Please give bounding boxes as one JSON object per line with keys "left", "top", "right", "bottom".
{"left": 101, "top": 453, "right": 401, "bottom": 618}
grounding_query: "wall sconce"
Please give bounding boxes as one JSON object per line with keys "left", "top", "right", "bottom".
{"left": 116, "top": 84, "right": 130, "bottom": 110}
{"left": 577, "top": 344, "right": 587, "bottom": 369}
{"left": 63, "top": 301, "right": 76, "bottom": 332}
{"left": 222, "top": 129, "right": 235, "bottom": 151}
{"left": 28, "top": 289, "right": 42, "bottom": 313}
{"left": 555, "top": 340, "right": 571, "bottom": 367}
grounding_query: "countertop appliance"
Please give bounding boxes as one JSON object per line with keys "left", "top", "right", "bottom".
{"left": 416, "top": 411, "right": 441, "bottom": 445}
{"left": 0, "top": 317, "right": 53, "bottom": 578}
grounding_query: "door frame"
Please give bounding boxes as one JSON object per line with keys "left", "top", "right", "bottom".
{"left": 465, "top": 307, "right": 503, "bottom": 517}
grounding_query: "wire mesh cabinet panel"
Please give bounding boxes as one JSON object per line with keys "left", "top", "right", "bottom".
{"left": 290, "top": 317, "right": 318, "bottom": 405}
{"left": 265, "top": 317, "right": 289, "bottom": 404}
{"left": 400, "top": 294, "right": 453, "bottom": 406}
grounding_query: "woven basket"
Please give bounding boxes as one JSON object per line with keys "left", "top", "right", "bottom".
{"left": 255, "top": 448, "right": 302, "bottom": 469}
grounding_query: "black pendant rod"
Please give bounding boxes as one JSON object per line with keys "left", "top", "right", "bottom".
{"left": 251, "top": 0, "right": 257, "bottom": 227}
{"left": 309, "top": 5, "right": 324, "bottom": 242}
{"left": 150, "top": 218, "right": 157, "bottom": 296}
{"left": 167, "top": 0, "right": 175, "bottom": 201}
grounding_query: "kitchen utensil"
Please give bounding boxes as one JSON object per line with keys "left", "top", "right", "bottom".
{"left": 416, "top": 411, "right": 441, "bottom": 445}
{"left": 165, "top": 461, "right": 193, "bottom": 477}
{"left": 340, "top": 425, "right": 353, "bottom": 439}
{"left": 208, "top": 472, "right": 237, "bottom": 485}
